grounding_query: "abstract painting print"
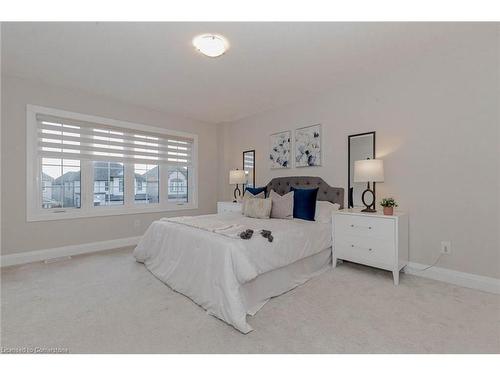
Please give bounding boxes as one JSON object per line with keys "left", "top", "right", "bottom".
{"left": 295, "top": 124, "right": 321, "bottom": 167}
{"left": 269, "top": 130, "right": 291, "bottom": 169}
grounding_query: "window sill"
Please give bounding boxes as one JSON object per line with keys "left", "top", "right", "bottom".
{"left": 26, "top": 203, "right": 199, "bottom": 222}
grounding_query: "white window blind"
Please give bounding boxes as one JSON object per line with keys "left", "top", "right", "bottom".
{"left": 37, "top": 114, "right": 193, "bottom": 166}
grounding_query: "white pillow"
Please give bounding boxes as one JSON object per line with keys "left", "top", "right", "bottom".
{"left": 315, "top": 201, "right": 341, "bottom": 223}
{"left": 242, "top": 191, "right": 265, "bottom": 215}
{"left": 244, "top": 197, "right": 272, "bottom": 219}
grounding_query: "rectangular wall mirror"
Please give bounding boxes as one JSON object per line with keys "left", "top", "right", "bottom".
{"left": 348, "top": 132, "right": 375, "bottom": 208}
{"left": 243, "top": 150, "right": 255, "bottom": 188}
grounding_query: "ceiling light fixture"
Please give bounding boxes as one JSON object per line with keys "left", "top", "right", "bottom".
{"left": 192, "top": 34, "right": 229, "bottom": 58}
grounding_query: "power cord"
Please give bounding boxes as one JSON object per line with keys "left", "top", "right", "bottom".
{"left": 413, "top": 253, "right": 443, "bottom": 272}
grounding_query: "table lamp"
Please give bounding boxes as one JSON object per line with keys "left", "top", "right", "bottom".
{"left": 353, "top": 159, "right": 384, "bottom": 212}
{"left": 229, "top": 169, "right": 247, "bottom": 202}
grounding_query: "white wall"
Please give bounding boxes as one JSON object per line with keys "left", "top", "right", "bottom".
{"left": 0, "top": 24, "right": 2, "bottom": 257}
{"left": 218, "top": 26, "right": 500, "bottom": 279}
{"left": 1, "top": 75, "right": 219, "bottom": 255}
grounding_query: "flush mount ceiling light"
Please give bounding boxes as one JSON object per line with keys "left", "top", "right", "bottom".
{"left": 192, "top": 34, "right": 229, "bottom": 58}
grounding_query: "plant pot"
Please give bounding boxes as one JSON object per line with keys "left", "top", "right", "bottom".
{"left": 383, "top": 207, "right": 394, "bottom": 215}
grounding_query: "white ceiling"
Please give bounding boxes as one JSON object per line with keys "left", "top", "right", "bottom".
{"left": 1, "top": 22, "right": 479, "bottom": 124}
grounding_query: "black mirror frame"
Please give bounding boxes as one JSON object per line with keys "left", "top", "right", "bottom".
{"left": 347, "top": 132, "right": 376, "bottom": 209}
{"left": 242, "top": 149, "right": 256, "bottom": 189}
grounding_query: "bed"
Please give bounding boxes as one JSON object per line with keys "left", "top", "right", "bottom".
{"left": 133, "top": 176, "right": 344, "bottom": 333}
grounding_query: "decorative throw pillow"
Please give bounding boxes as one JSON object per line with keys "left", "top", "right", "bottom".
{"left": 269, "top": 189, "right": 294, "bottom": 219}
{"left": 242, "top": 190, "right": 265, "bottom": 215}
{"left": 315, "top": 201, "right": 341, "bottom": 223}
{"left": 291, "top": 187, "right": 319, "bottom": 221}
{"left": 244, "top": 197, "right": 272, "bottom": 219}
{"left": 245, "top": 186, "right": 266, "bottom": 196}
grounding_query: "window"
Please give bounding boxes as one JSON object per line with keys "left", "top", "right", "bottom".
{"left": 134, "top": 164, "right": 159, "bottom": 204}
{"left": 167, "top": 166, "right": 188, "bottom": 203}
{"left": 27, "top": 105, "right": 198, "bottom": 221}
{"left": 93, "top": 161, "right": 124, "bottom": 206}
{"left": 41, "top": 158, "right": 81, "bottom": 209}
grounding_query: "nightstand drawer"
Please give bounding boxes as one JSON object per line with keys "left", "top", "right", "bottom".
{"left": 335, "top": 235, "right": 395, "bottom": 265}
{"left": 334, "top": 214, "right": 394, "bottom": 241}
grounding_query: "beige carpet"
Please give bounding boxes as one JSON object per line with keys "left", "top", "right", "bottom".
{"left": 1, "top": 247, "right": 499, "bottom": 354}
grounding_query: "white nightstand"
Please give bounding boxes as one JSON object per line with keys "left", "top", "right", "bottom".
{"left": 332, "top": 208, "right": 409, "bottom": 285}
{"left": 217, "top": 201, "right": 242, "bottom": 214}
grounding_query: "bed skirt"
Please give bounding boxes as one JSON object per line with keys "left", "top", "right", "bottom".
{"left": 240, "top": 248, "right": 332, "bottom": 316}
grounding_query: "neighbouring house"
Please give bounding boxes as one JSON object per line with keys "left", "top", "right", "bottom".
{"left": 136, "top": 165, "right": 188, "bottom": 203}
{"left": 51, "top": 170, "right": 81, "bottom": 208}
{"left": 92, "top": 162, "right": 126, "bottom": 206}
{"left": 41, "top": 172, "right": 55, "bottom": 208}
{"left": 134, "top": 166, "right": 158, "bottom": 204}
{"left": 167, "top": 167, "right": 188, "bottom": 202}
{"left": 43, "top": 162, "right": 188, "bottom": 208}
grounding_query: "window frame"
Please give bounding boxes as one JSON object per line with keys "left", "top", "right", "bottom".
{"left": 26, "top": 105, "right": 198, "bottom": 222}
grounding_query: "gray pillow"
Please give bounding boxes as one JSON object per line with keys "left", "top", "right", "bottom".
{"left": 269, "top": 189, "right": 294, "bottom": 219}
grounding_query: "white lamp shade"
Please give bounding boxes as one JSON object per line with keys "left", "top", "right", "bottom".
{"left": 353, "top": 159, "right": 384, "bottom": 182}
{"left": 229, "top": 169, "right": 247, "bottom": 184}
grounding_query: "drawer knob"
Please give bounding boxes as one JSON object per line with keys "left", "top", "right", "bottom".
{"left": 369, "top": 248, "right": 372, "bottom": 251}
{"left": 351, "top": 244, "right": 354, "bottom": 247}
{"left": 368, "top": 226, "right": 372, "bottom": 229}
{"left": 350, "top": 224, "right": 354, "bottom": 227}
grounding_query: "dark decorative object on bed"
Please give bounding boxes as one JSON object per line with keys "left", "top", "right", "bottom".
{"left": 260, "top": 230, "right": 273, "bottom": 242}
{"left": 265, "top": 176, "right": 344, "bottom": 208}
{"left": 291, "top": 187, "right": 318, "bottom": 221}
{"left": 245, "top": 186, "right": 266, "bottom": 196}
{"left": 239, "top": 229, "right": 254, "bottom": 239}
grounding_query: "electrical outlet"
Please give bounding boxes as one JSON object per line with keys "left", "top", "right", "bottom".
{"left": 441, "top": 241, "right": 452, "bottom": 255}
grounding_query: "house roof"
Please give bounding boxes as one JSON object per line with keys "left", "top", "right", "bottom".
{"left": 54, "top": 171, "right": 80, "bottom": 184}
{"left": 42, "top": 172, "right": 54, "bottom": 182}
{"left": 54, "top": 162, "right": 126, "bottom": 184}
{"left": 142, "top": 166, "right": 159, "bottom": 182}
{"left": 52, "top": 163, "right": 187, "bottom": 184}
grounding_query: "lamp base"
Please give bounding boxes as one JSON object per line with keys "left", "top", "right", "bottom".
{"left": 361, "top": 186, "right": 376, "bottom": 213}
{"left": 233, "top": 184, "right": 242, "bottom": 202}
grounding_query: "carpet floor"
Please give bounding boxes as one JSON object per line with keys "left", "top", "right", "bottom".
{"left": 1, "top": 247, "right": 499, "bottom": 354}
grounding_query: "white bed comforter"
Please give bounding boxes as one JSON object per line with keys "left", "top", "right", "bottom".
{"left": 133, "top": 213, "right": 332, "bottom": 333}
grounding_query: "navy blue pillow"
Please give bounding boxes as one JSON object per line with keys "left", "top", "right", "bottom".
{"left": 291, "top": 187, "right": 318, "bottom": 221}
{"left": 245, "top": 186, "right": 266, "bottom": 196}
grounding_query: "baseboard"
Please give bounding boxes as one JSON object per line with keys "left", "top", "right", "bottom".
{"left": 0, "top": 236, "right": 142, "bottom": 267}
{"left": 3, "top": 241, "right": 499, "bottom": 295}
{"left": 404, "top": 262, "right": 500, "bottom": 295}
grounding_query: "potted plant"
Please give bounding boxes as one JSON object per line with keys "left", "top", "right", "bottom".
{"left": 380, "top": 198, "right": 398, "bottom": 215}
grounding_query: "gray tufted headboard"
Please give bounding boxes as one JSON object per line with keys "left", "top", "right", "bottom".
{"left": 265, "top": 176, "right": 344, "bottom": 208}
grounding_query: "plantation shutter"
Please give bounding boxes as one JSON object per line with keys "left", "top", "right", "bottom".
{"left": 36, "top": 114, "right": 193, "bottom": 166}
